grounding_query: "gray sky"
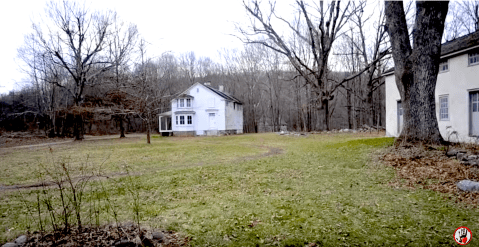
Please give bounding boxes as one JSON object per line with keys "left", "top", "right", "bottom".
{"left": 0, "top": 0, "right": 248, "bottom": 94}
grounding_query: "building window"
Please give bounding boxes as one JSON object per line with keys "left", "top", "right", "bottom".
{"left": 177, "top": 115, "right": 193, "bottom": 125}
{"left": 186, "top": 98, "right": 191, "bottom": 107}
{"left": 439, "top": 60, "right": 448, "bottom": 72}
{"left": 179, "top": 99, "right": 184, "bottom": 107}
{"left": 439, "top": 95, "right": 449, "bottom": 121}
{"left": 469, "top": 52, "right": 479, "bottom": 66}
{"left": 473, "top": 92, "right": 479, "bottom": 112}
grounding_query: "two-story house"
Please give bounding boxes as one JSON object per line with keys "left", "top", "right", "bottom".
{"left": 159, "top": 82, "right": 243, "bottom": 136}
{"left": 385, "top": 31, "right": 479, "bottom": 142}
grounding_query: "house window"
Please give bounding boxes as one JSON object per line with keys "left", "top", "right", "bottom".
{"left": 186, "top": 98, "right": 191, "bottom": 107}
{"left": 469, "top": 52, "right": 479, "bottom": 66}
{"left": 472, "top": 92, "right": 479, "bottom": 112}
{"left": 439, "top": 60, "right": 448, "bottom": 72}
{"left": 176, "top": 116, "right": 178, "bottom": 125}
{"left": 439, "top": 95, "right": 449, "bottom": 121}
{"left": 179, "top": 99, "right": 184, "bottom": 107}
{"left": 180, "top": 116, "right": 185, "bottom": 125}
{"left": 187, "top": 115, "right": 192, "bottom": 124}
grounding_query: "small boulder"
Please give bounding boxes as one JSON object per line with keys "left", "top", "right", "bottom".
{"left": 446, "top": 149, "right": 459, "bottom": 157}
{"left": 152, "top": 231, "right": 165, "bottom": 242}
{"left": 14, "top": 235, "right": 27, "bottom": 246}
{"left": 457, "top": 153, "right": 468, "bottom": 161}
{"left": 457, "top": 180, "right": 479, "bottom": 192}
{"left": 2, "top": 243, "right": 17, "bottom": 247}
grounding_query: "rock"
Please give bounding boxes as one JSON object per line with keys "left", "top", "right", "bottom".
{"left": 469, "top": 155, "right": 478, "bottom": 160}
{"left": 457, "top": 180, "right": 479, "bottom": 192}
{"left": 2, "top": 243, "right": 17, "bottom": 247}
{"left": 457, "top": 153, "right": 468, "bottom": 161}
{"left": 446, "top": 149, "right": 459, "bottom": 157}
{"left": 14, "top": 235, "right": 27, "bottom": 246}
{"left": 151, "top": 231, "right": 164, "bottom": 241}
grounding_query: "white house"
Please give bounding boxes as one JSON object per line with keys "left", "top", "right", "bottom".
{"left": 385, "top": 31, "right": 479, "bottom": 142}
{"left": 158, "top": 82, "right": 243, "bottom": 136}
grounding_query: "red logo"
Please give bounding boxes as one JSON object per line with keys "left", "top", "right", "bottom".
{"left": 454, "top": 226, "right": 472, "bottom": 245}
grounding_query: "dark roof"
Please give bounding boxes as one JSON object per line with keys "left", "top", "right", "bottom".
{"left": 204, "top": 85, "right": 243, "bottom": 104}
{"left": 383, "top": 31, "right": 479, "bottom": 77}
{"left": 441, "top": 31, "right": 479, "bottom": 57}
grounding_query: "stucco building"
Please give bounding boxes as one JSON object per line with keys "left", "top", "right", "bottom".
{"left": 385, "top": 31, "right": 479, "bottom": 142}
{"left": 159, "top": 82, "right": 243, "bottom": 136}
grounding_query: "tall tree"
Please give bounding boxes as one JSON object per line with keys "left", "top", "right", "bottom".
{"left": 385, "top": 1, "right": 449, "bottom": 144}
{"left": 240, "top": 0, "right": 388, "bottom": 130}
{"left": 25, "top": 1, "right": 137, "bottom": 140}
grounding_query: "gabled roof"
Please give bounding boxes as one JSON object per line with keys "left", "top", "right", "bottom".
{"left": 203, "top": 84, "right": 243, "bottom": 104}
{"left": 383, "top": 31, "right": 479, "bottom": 77}
{"left": 441, "top": 30, "right": 479, "bottom": 57}
{"left": 172, "top": 82, "right": 242, "bottom": 104}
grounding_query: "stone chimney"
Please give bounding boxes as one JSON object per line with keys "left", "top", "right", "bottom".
{"left": 219, "top": 85, "right": 224, "bottom": 92}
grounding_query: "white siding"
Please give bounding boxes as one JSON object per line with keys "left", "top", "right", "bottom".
{"left": 385, "top": 53, "right": 479, "bottom": 142}
{"left": 172, "top": 83, "right": 234, "bottom": 135}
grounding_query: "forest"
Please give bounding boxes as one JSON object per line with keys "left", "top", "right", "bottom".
{"left": 0, "top": 0, "right": 477, "bottom": 140}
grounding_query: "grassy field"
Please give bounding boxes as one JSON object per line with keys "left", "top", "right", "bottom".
{"left": 1, "top": 132, "right": 478, "bottom": 246}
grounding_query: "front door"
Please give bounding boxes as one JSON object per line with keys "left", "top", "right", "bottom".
{"left": 471, "top": 92, "right": 479, "bottom": 136}
{"left": 209, "top": 113, "right": 216, "bottom": 129}
{"left": 397, "top": 101, "right": 403, "bottom": 135}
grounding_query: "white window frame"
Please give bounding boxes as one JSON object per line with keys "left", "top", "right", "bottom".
{"left": 439, "top": 95, "right": 449, "bottom": 121}
{"left": 186, "top": 98, "right": 191, "bottom": 107}
{"left": 469, "top": 52, "right": 479, "bottom": 66}
{"left": 179, "top": 99, "right": 185, "bottom": 108}
{"left": 439, "top": 60, "right": 449, "bottom": 73}
{"left": 176, "top": 115, "right": 193, "bottom": 125}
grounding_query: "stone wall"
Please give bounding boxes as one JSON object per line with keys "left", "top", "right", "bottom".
{"left": 173, "top": 131, "right": 196, "bottom": 137}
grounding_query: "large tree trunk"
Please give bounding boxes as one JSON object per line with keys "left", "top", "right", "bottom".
{"left": 73, "top": 114, "right": 84, "bottom": 141}
{"left": 385, "top": 1, "right": 448, "bottom": 144}
{"left": 119, "top": 117, "right": 125, "bottom": 138}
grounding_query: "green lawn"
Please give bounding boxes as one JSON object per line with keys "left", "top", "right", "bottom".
{"left": 1, "top": 133, "right": 478, "bottom": 246}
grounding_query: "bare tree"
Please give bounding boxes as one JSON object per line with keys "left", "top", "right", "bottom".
{"left": 23, "top": 1, "right": 137, "bottom": 140}
{"left": 239, "top": 0, "right": 388, "bottom": 130}
{"left": 385, "top": 1, "right": 449, "bottom": 144}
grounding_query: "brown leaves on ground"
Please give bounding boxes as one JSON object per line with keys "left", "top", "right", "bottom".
{"left": 379, "top": 145, "right": 479, "bottom": 206}
{"left": 21, "top": 223, "right": 190, "bottom": 247}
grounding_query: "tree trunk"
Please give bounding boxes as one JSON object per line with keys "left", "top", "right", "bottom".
{"left": 146, "top": 113, "right": 151, "bottom": 144}
{"left": 324, "top": 99, "right": 330, "bottom": 130}
{"left": 119, "top": 117, "right": 125, "bottom": 138}
{"left": 73, "top": 114, "right": 84, "bottom": 141}
{"left": 385, "top": 1, "right": 448, "bottom": 144}
{"left": 347, "top": 85, "right": 352, "bottom": 129}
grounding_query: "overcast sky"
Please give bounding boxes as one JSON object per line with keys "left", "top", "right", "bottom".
{"left": 0, "top": 0, "right": 250, "bottom": 94}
